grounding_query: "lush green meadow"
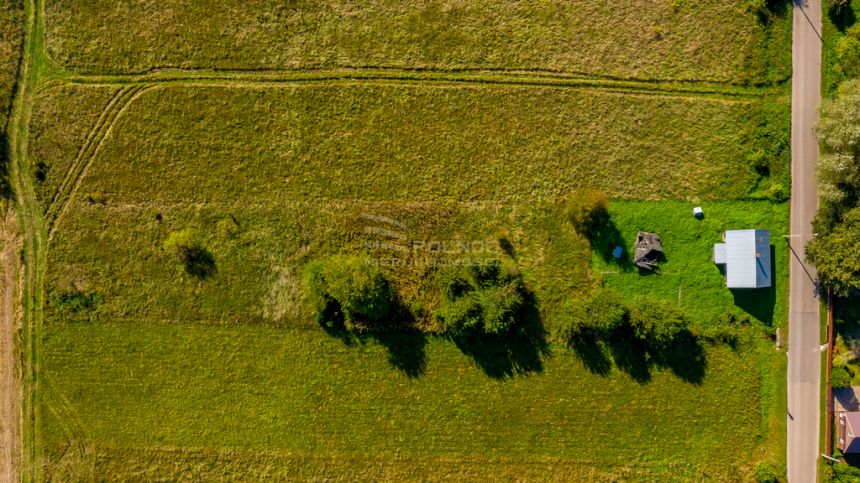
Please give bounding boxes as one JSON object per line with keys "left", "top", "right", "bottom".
{"left": 44, "top": 0, "right": 790, "bottom": 83}
{"left": 38, "top": 322, "right": 773, "bottom": 481}
{"left": 29, "top": 82, "right": 791, "bottom": 480}
{"left": 593, "top": 201, "right": 789, "bottom": 329}
{"left": 44, "top": 200, "right": 593, "bottom": 330}
{"left": 0, "top": 0, "right": 22, "bottom": 121}
{"left": 28, "top": 84, "right": 113, "bottom": 205}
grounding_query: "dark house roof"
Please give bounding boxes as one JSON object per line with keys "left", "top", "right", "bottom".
{"left": 839, "top": 412, "right": 860, "bottom": 453}
{"left": 633, "top": 232, "right": 663, "bottom": 270}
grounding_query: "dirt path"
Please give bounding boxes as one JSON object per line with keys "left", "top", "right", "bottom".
{"left": 0, "top": 210, "right": 21, "bottom": 482}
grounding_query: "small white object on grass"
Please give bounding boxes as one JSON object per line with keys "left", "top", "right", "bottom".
{"left": 693, "top": 206, "right": 703, "bottom": 218}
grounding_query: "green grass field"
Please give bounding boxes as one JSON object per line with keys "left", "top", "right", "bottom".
{"left": 39, "top": 322, "right": 773, "bottom": 481}
{"left": 2, "top": 0, "right": 795, "bottom": 480}
{"left": 32, "top": 84, "right": 783, "bottom": 208}
{"left": 44, "top": 0, "right": 791, "bottom": 84}
{"left": 593, "top": 201, "right": 789, "bottom": 329}
{"left": 0, "top": 0, "right": 22, "bottom": 118}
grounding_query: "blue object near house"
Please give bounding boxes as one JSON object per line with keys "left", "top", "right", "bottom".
{"left": 713, "top": 229, "right": 771, "bottom": 289}
{"left": 613, "top": 246, "right": 623, "bottom": 259}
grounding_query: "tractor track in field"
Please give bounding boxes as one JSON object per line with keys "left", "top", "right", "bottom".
{"left": 58, "top": 67, "right": 772, "bottom": 102}
{"left": 43, "top": 85, "right": 126, "bottom": 217}
{"left": 45, "top": 84, "right": 150, "bottom": 241}
{"left": 40, "top": 66, "right": 772, "bottom": 242}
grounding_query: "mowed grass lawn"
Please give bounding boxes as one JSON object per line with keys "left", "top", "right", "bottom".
{"left": 44, "top": 0, "right": 790, "bottom": 83}
{"left": 593, "top": 201, "right": 789, "bottom": 328}
{"left": 40, "top": 322, "right": 771, "bottom": 481}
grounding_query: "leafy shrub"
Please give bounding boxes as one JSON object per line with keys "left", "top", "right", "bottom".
{"left": 434, "top": 262, "right": 525, "bottom": 336}
{"left": 554, "top": 299, "right": 589, "bottom": 341}
{"left": 836, "top": 24, "right": 860, "bottom": 79}
{"left": 557, "top": 289, "right": 628, "bottom": 341}
{"left": 628, "top": 296, "right": 687, "bottom": 347}
{"left": 808, "top": 206, "right": 860, "bottom": 295}
{"left": 833, "top": 366, "right": 854, "bottom": 389}
{"left": 701, "top": 324, "right": 739, "bottom": 346}
{"left": 216, "top": 216, "right": 241, "bottom": 239}
{"left": 754, "top": 462, "right": 779, "bottom": 483}
{"left": 814, "top": 79, "right": 860, "bottom": 231}
{"left": 304, "top": 254, "right": 392, "bottom": 331}
{"left": 585, "top": 288, "right": 627, "bottom": 336}
{"left": 163, "top": 229, "right": 216, "bottom": 278}
{"left": 85, "top": 191, "right": 107, "bottom": 205}
{"left": 562, "top": 189, "right": 609, "bottom": 239}
{"left": 720, "top": 311, "right": 752, "bottom": 326}
{"left": 52, "top": 290, "right": 103, "bottom": 321}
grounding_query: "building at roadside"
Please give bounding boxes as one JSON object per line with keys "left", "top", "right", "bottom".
{"left": 713, "top": 229, "right": 771, "bottom": 289}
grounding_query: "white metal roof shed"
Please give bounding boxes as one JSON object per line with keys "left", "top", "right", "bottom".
{"left": 714, "top": 229, "right": 771, "bottom": 289}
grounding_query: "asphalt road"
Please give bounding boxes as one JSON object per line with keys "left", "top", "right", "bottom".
{"left": 787, "top": 0, "right": 822, "bottom": 481}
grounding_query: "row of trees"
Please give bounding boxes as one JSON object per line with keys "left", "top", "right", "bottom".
{"left": 807, "top": 80, "right": 860, "bottom": 293}
{"left": 555, "top": 288, "right": 689, "bottom": 349}
{"left": 811, "top": 3, "right": 860, "bottom": 295}
{"left": 304, "top": 254, "right": 528, "bottom": 336}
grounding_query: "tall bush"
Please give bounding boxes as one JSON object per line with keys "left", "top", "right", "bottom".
{"left": 304, "top": 254, "right": 392, "bottom": 330}
{"left": 556, "top": 288, "right": 626, "bottom": 341}
{"left": 832, "top": 366, "right": 853, "bottom": 389}
{"left": 434, "top": 262, "right": 525, "bottom": 336}
{"left": 628, "top": 296, "right": 687, "bottom": 347}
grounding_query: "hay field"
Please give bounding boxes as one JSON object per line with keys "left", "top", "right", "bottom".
{"left": 44, "top": 0, "right": 790, "bottom": 83}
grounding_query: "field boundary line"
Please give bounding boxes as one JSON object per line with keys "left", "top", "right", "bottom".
{"left": 75, "top": 440, "right": 716, "bottom": 471}
{"left": 57, "top": 68, "right": 774, "bottom": 101}
{"left": 47, "top": 85, "right": 151, "bottom": 241}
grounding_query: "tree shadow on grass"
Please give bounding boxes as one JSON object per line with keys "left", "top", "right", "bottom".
{"left": 650, "top": 330, "right": 707, "bottom": 385}
{"left": 449, "top": 289, "right": 549, "bottom": 379}
{"left": 607, "top": 327, "right": 652, "bottom": 384}
{"left": 589, "top": 215, "right": 636, "bottom": 275}
{"left": 318, "top": 300, "right": 428, "bottom": 378}
{"left": 370, "top": 330, "right": 427, "bottom": 378}
{"left": 182, "top": 247, "right": 217, "bottom": 279}
{"left": 768, "top": 0, "right": 791, "bottom": 16}
{"left": 569, "top": 335, "right": 612, "bottom": 377}
{"left": 731, "top": 245, "right": 776, "bottom": 326}
{"left": 569, "top": 326, "right": 707, "bottom": 385}
{"left": 0, "top": 135, "right": 12, "bottom": 202}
